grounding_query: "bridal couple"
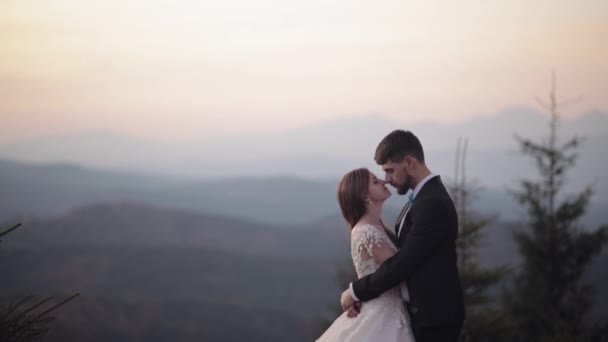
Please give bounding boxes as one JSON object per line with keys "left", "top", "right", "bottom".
{"left": 317, "top": 130, "right": 465, "bottom": 342}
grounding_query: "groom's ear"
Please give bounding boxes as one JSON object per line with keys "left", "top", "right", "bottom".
{"left": 403, "top": 155, "right": 416, "bottom": 168}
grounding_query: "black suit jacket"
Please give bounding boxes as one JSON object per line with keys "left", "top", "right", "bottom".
{"left": 352, "top": 176, "right": 465, "bottom": 327}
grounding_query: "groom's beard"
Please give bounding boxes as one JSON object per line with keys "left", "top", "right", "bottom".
{"left": 395, "top": 183, "right": 410, "bottom": 195}
{"left": 395, "top": 176, "right": 414, "bottom": 195}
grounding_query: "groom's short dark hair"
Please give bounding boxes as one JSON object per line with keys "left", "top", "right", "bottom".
{"left": 374, "top": 130, "right": 425, "bottom": 165}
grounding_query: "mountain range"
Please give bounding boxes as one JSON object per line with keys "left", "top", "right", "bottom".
{"left": 1, "top": 203, "right": 348, "bottom": 341}
{"left": 2, "top": 202, "right": 606, "bottom": 341}
{"left": 1, "top": 154, "right": 606, "bottom": 228}
{"left": 1, "top": 108, "right": 607, "bottom": 186}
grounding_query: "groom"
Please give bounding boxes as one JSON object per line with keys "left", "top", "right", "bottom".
{"left": 340, "top": 130, "right": 464, "bottom": 341}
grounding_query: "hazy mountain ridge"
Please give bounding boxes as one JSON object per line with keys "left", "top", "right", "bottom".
{"left": 2, "top": 201, "right": 606, "bottom": 342}
{"left": 6, "top": 201, "right": 348, "bottom": 259}
{"left": 2, "top": 155, "right": 606, "bottom": 227}
{"left": 1, "top": 202, "right": 350, "bottom": 340}
{"left": 2, "top": 110, "right": 607, "bottom": 221}
{"left": 0, "top": 158, "right": 343, "bottom": 224}
{"left": 1, "top": 108, "right": 606, "bottom": 180}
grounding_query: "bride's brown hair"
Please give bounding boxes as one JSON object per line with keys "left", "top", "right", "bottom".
{"left": 336, "top": 168, "right": 370, "bottom": 229}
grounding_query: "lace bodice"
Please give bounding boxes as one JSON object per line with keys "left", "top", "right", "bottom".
{"left": 351, "top": 223, "right": 398, "bottom": 278}
{"left": 349, "top": 223, "right": 409, "bottom": 328}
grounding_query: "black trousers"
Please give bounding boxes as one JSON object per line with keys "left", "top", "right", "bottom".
{"left": 409, "top": 315, "right": 463, "bottom": 342}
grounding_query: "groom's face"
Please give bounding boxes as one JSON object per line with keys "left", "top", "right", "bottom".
{"left": 381, "top": 158, "right": 414, "bottom": 195}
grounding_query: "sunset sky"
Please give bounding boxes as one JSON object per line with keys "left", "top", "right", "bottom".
{"left": 1, "top": 0, "right": 607, "bottom": 142}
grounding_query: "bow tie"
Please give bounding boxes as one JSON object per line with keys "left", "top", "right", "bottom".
{"left": 407, "top": 192, "right": 414, "bottom": 204}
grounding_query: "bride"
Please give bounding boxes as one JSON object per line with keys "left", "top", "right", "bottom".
{"left": 316, "top": 168, "right": 415, "bottom": 342}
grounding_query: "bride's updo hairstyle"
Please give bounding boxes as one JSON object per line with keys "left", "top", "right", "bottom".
{"left": 336, "top": 168, "right": 370, "bottom": 229}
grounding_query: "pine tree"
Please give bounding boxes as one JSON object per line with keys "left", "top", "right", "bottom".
{"left": 450, "top": 137, "right": 510, "bottom": 342}
{"left": 0, "top": 223, "right": 80, "bottom": 342}
{"left": 504, "top": 75, "right": 608, "bottom": 341}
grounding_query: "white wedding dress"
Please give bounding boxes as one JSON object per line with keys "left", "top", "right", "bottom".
{"left": 316, "top": 223, "right": 415, "bottom": 342}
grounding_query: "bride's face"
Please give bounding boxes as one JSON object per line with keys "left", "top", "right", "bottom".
{"left": 381, "top": 158, "right": 414, "bottom": 195}
{"left": 367, "top": 172, "right": 391, "bottom": 202}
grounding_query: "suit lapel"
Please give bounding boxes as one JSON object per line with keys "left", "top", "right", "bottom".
{"left": 394, "top": 201, "right": 411, "bottom": 236}
{"left": 395, "top": 202, "right": 412, "bottom": 239}
{"left": 399, "top": 213, "right": 413, "bottom": 243}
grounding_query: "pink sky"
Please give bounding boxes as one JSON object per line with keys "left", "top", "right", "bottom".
{"left": 1, "top": 0, "right": 607, "bottom": 142}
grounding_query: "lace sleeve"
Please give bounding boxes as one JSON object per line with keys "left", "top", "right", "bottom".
{"left": 352, "top": 224, "right": 397, "bottom": 265}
